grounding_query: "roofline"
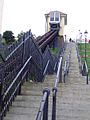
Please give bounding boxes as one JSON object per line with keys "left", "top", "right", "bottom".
{"left": 45, "top": 11, "right": 67, "bottom": 17}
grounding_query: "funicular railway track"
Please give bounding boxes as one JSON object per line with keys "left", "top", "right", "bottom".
{"left": 36, "top": 30, "right": 58, "bottom": 51}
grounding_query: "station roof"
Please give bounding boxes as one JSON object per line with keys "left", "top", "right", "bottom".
{"left": 45, "top": 11, "right": 67, "bottom": 25}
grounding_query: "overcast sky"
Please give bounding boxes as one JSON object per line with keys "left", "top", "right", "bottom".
{"left": 2, "top": 0, "right": 90, "bottom": 39}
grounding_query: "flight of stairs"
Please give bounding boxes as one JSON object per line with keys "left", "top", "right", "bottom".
{"left": 4, "top": 42, "right": 90, "bottom": 120}
{"left": 56, "top": 43, "right": 90, "bottom": 120}
{"left": 4, "top": 75, "right": 56, "bottom": 120}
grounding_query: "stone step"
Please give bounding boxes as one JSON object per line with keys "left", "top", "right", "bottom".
{"left": 56, "top": 43, "right": 90, "bottom": 120}
{"left": 4, "top": 75, "right": 56, "bottom": 120}
{"left": 4, "top": 43, "right": 90, "bottom": 120}
{"left": 4, "top": 112, "right": 52, "bottom": 120}
{"left": 4, "top": 114, "right": 37, "bottom": 120}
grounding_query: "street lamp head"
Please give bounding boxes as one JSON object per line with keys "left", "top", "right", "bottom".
{"left": 80, "top": 32, "right": 82, "bottom": 35}
{"left": 84, "top": 30, "right": 88, "bottom": 35}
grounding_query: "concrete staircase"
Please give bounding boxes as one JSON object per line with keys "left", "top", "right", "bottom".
{"left": 4, "top": 75, "right": 56, "bottom": 120}
{"left": 56, "top": 43, "right": 90, "bottom": 120}
{"left": 4, "top": 42, "right": 90, "bottom": 120}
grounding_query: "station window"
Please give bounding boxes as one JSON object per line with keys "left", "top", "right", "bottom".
{"left": 55, "top": 17, "right": 59, "bottom": 21}
{"left": 50, "top": 12, "right": 54, "bottom": 21}
{"left": 55, "top": 12, "right": 59, "bottom": 21}
{"left": 50, "top": 17, "right": 54, "bottom": 21}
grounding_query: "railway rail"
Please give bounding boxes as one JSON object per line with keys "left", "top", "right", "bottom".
{"left": 36, "top": 30, "right": 58, "bottom": 51}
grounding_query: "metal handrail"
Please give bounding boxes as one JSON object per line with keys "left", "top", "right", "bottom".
{"left": 76, "top": 45, "right": 82, "bottom": 73}
{"left": 63, "top": 50, "right": 71, "bottom": 83}
{"left": 5, "top": 34, "right": 31, "bottom": 61}
{"left": 83, "top": 61, "right": 89, "bottom": 84}
{"left": 52, "top": 87, "right": 57, "bottom": 120}
{"left": 36, "top": 47, "right": 65, "bottom": 120}
{"left": 36, "top": 88, "right": 50, "bottom": 120}
{"left": 85, "top": 61, "right": 88, "bottom": 73}
{"left": 52, "top": 56, "right": 63, "bottom": 120}
{"left": 54, "top": 56, "right": 63, "bottom": 88}
{"left": 43, "top": 60, "right": 50, "bottom": 76}
{"left": 63, "top": 61, "right": 67, "bottom": 83}
{"left": 0, "top": 56, "right": 32, "bottom": 119}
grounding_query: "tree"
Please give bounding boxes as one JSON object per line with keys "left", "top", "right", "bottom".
{"left": 3, "top": 31, "right": 15, "bottom": 44}
{"left": 17, "top": 31, "right": 25, "bottom": 40}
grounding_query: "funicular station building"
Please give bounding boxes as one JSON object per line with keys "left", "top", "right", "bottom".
{"left": 45, "top": 11, "right": 67, "bottom": 47}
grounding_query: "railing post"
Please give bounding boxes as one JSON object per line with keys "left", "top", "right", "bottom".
{"left": 63, "top": 74, "right": 65, "bottom": 83}
{"left": 43, "top": 88, "right": 50, "bottom": 120}
{"left": 0, "top": 80, "right": 3, "bottom": 119}
{"left": 26, "top": 71, "right": 29, "bottom": 82}
{"left": 18, "top": 34, "right": 26, "bottom": 95}
{"left": 52, "top": 87, "right": 57, "bottom": 120}
{"left": 0, "top": 80, "right": 2, "bottom": 102}
{"left": 18, "top": 75, "right": 22, "bottom": 95}
{"left": 59, "top": 56, "right": 62, "bottom": 83}
{"left": 63, "top": 61, "right": 67, "bottom": 83}
{"left": 86, "top": 73, "right": 88, "bottom": 84}
{"left": 22, "top": 34, "right": 25, "bottom": 65}
{"left": 18, "top": 84, "right": 21, "bottom": 95}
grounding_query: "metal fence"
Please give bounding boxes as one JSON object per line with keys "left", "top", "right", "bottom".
{"left": 63, "top": 50, "right": 71, "bottom": 83}
{"left": 35, "top": 56, "right": 63, "bottom": 120}
{"left": 0, "top": 29, "right": 58, "bottom": 119}
{"left": 0, "top": 27, "right": 67, "bottom": 120}
{"left": 76, "top": 45, "right": 82, "bottom": 73}
{"left": 76, "top": 44, "right": 89, "bottom": 84}
{"left": 82, "top": 60, "right": 89, "bottom": 84}
{"left": 52, "top": 56, "right": 63, "bottom": 120}
{"left": 35, "top": 41, "right": 67, "bottom": 120}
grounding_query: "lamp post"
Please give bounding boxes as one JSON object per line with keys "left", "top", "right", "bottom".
{"left": 78, "top": 30, "right": 82, "bottom": 50}
{"left": 84, "top": 30, "right": 88, "bottom": 61}
{"left": 80, "top": 32, "right": 82, "bottom": 51}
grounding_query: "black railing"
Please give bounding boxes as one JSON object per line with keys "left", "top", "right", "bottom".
{"left": 76, "top": 45, "right": 82, "bottom": 73}
{"left": 0, "top": 56, "right": 32, "bottom": 120}
{"left": 36, "top": 88, "right": 50, "bottom": 120}
{"left": 43, "top": 46, "right": 54, "bottom": 75}
{"left": 63, "top": 61, "right": 67, "bottom": 83}
{"left": 0, "top": 28, "right": 66, "bottom": 120}
{"left": 52, "top": 56, "right": 63, "bottom": 120}
{"left": 76, "top": 44, "right": 89, "bottom": 84}
{"left": 43, "top": 60, "right": 50, "bottom": 76}
{"left": 36, "top": 44, "right": 66, "bottom": 120}
{"left": 82, "top": 61, "right": 89, "bottom": 84}
{"left": 63, "top": 51, "right": 71, "bottom": 83}
{"left": 0, "top": 29, "right": 59, "bottom": 120}
{"left": 53, "top": 47, "right": 64, "bottom": 73}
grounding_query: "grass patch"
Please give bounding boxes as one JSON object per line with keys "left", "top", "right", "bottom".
{"left": 78, "top": 43, "right": 90, "bottom": 76}
{"left": 50, "top": 48, "right": 59, "bottom": 55}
